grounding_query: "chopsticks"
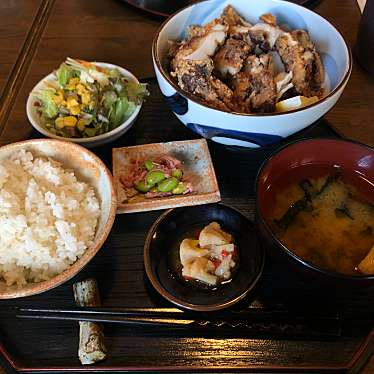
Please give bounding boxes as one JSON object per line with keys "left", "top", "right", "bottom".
{"left": 16, "top": 307, "right": 342, "bottom": 338}
{"left": 18, "top": 307, "right": 193, "bottom": 327}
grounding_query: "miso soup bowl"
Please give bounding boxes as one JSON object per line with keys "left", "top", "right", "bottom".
{"left": 255, "top": 138, "right": 374, "bottom": 288}
{"left": 152, "top": 0, "right": 352, "bottom": 148}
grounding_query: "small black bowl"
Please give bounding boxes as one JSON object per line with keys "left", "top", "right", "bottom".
{"left": 144, "top": 204, "right": 265, "bottom": 311}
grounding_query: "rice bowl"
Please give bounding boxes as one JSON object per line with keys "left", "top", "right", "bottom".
{"left": 0, "top": 139, "right": 117, "bottom": 299}
{"left": 0, "top": 149, "right": 100, "bottom": 286}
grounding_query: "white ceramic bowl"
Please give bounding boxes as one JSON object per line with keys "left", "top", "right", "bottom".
{"left": 152, "top": 0, "right": 352, "bottom": 148}
{"left": 26, "top": 63, "right": 143, "bottom": 148}
{"left": 0, "top": 139, "right": 117, "bottom": 298}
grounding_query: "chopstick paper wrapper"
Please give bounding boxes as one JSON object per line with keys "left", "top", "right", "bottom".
{"left": 73, "top": 279, "right": 107, "bottom": 365}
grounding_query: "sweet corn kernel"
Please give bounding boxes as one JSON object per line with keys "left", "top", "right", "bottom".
{"left": 55, "top": 117, "right": 65, "bottom": 129}
{"left": 69, "top": 105, "right": 81, "bottom": 115}
{"left": 53, "top": 90, "right": 64, "bottom": 104}
{"left": 76, "top": 83, "right": 88, "bottom": 94}
{"left": 66, "top": 96, "right": 79, "bottom": 107}
{"left": 64, "top": 116, "right": 78, "bottom": 127}
{"left": 55, "top": 116, "right": 77, "bottom": 128}
{"left": 81, "top": 93, "right": 91, "bottom": 105}
{"left": 65, "top": 77, "right": 80, "bottom": 90}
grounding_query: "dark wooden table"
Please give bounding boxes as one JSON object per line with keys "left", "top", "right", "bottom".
{"left": 0, "top": 0, "right": 373, "bottom": 372}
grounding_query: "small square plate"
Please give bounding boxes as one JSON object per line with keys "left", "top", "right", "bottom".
{"left": 113, "top": 139, "right": 221, "bottom": 213}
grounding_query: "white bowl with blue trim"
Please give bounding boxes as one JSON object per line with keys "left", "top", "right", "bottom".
{"left": 152, "top": 0, "right": 352, "bottom": 148}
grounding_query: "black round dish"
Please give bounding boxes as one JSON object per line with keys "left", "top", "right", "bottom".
{"left": 144, "top": 204, "right": 265, "bottom": 311}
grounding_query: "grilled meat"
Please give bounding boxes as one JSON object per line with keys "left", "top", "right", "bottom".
{"left": 276, "top": 30, "right": 324, "bottom": 97}
{"left": 173, "top": 58, "right": 233, "bottom": 111}
{"left": 170, "top": 19, "right": 227, "bottom": 71}
{"left": 232, "top": 54, "right": 277, "bottom": 113}
{"left": 247, "top": 14, "right": 324, "bottom": 97}
{"left": 221, "top": 5, "right": 252, "bottom": 28}
{"left": 214, "top": 38, "right": 252, "bottom": 77}
{"left": 168, "top": 6, "right": 324, "bottom": 113}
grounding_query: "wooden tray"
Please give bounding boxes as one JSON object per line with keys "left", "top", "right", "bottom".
{"left": 0, "top": 80, "right": 373, "bottom": 373}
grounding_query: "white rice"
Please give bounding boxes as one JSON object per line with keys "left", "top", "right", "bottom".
{"left": 0, "top": 149, "right": 100, "bottom": 286}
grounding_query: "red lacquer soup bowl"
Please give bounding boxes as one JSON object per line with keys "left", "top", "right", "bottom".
{"left": 255, "top": 138, "right": 374, "bottom": 289}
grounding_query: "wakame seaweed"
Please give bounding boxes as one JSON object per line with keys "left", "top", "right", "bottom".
{"left": 274, "top": 174, "right": 339, "bottom": 231}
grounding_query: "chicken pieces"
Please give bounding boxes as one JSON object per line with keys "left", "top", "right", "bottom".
{"left": 278, "top": 29, "right": 324, "bottom": 97}
{"left": 170, "top": 19, "right": 234, "bottom": 110}
{"left": 180, "top": 222, "right": 236, "bottom": 286}
{"left": 248, "top": 14, "right": 324, "bottom": 97}
{"left": 214, "top": 38, "right": 252, "bottom": 78}
{"left": 170, "top": 20, "right": 227, "bottom": 67}
{"left": 221, "top": 5, "right": 252, "bottom": 29}
{"left": 232, "top": 53, "right": 277, "bottom": 113}
{"left": 169, "top": 6, "right": 324, "bottom": 113}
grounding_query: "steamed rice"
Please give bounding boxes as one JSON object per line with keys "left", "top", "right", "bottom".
{"left": 0, "top": 149, "right": 100, "bottom": 286}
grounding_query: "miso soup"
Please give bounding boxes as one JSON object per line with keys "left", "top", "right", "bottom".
{"left": 268, "top": 173, "right": 374, "bottom": 275}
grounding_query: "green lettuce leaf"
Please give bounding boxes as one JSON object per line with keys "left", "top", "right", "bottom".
{"left": 109, "top": 97, "right": 129, "bottom": 128}
{"left": 56, "top": 63, "right": 77, "bottom": 87}
{"left": 35, "top": 89, "right": 58, "bottom": 118}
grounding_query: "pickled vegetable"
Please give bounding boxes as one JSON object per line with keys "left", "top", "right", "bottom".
{"left": 134, "top": 180, "right": 152, "bottom": 193}
{"left": 157, "top": 177, "right": 178, "bottom": 192}
{"left": 171, "top": 168, "right": 183, "bottom": 179}
{"left": 119, "top": 154, "right": 193, "bottom": 201}
{"left": 146, "top": 171, "right": 166, "bottom": 186}
{"left": 144, "top": 160, "right": 154, "bottom": 171}
{"left": 172, "top": 182, "right": 188, "bottom": 195}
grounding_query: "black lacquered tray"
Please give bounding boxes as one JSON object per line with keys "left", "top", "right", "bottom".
{"left": 0, "top": 80, "right": 373, "bottom": 373}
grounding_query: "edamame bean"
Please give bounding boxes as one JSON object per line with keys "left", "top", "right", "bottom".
{"left": 146, "top": 170, "right": 166, "bottom": 186}
{"left": 157, "top": 177, "right": 178, "bottom": 192}
{"left": 172, "top": 182, "right": 187, "bottom": 195}
{"left": 144, "top": 160, "right": 154, "bottom": 171}
{"left": 171, "top": 168, "right": 183, "bottom": 179}
{"left": 134, "top": 180, "right": 151, "bottom": 193}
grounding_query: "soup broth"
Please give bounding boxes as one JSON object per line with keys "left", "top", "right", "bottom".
{"left": 268, "top": 173, "right": 374, "bottom": 275}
